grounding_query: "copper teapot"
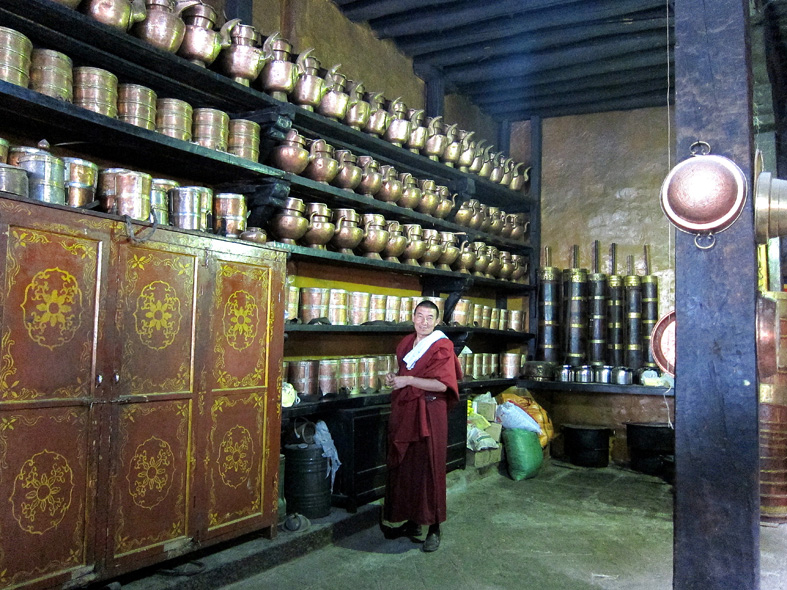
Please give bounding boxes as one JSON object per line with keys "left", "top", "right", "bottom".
{"left": 291, "top": 49, "right": 326, "bottom": 111}
{"left": 356, "top": 156, "right": 382, "bottom": 196}
{"left": 398, "top": 172, "right": 422, "bottom": 210}
{"left": 422, "top": 116, "right": 447, "bottom": 161}
{"left": 363, "top": 92, "right": 390, "bottom": 137}
{"left": 344, "top": 81, "right": 370, "bottom": 130}
{"left": 383, "top": 98, "right": 412, "bottom": 147}
{"left": 268, "top": 129, "right": 309, "bottom": 174}
{"left": 440, "top": 125, "right": 463, "bottom": 167}
{"left": 83, "top": 0, "right": 146, "bottom": 31}
{"left": 453, "top": 240, "right": 476, "bottom": 274}
{"left": 376, "top": 165, "right": 403, "bottom": 203}
{"left": 303, "top": 139, "right": 339, "bottom": 184}
{"left": 216, "top": 23, "right": 267, "bottom": 86}
{"left": 317, "top": 64, "right": 350, "bottom": 120}
{"left": 132, "top": 0, "right": 199, "bottom": 53}
{"left": 178, "top": 5, "right": 237, "bottom": 67}
{"left": 406, "top": 109, "right": 427, "bottom": 153}
{"left": 331, "top": 150, "right": 362, "bottom": 191}
{"left": 433, "top": 186, "right": 456, "bottom": 219}
{"left": 270, "top": 197, "right": 308, "bottom": 244}
{"left": 416, "top": 179, "right": 439, "bottom": 216}
{"left": 457, "top": 131, "right": 476, "bottom": 172}
{"left": 260, "top": 32, "right": 298, "bottom": 101}
{"left": 509, "top": 162, "right": 530, "bottom": 192}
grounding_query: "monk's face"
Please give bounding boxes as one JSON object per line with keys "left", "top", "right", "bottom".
{"left": 413, "top": 305, "right": 438, "bottom": 339}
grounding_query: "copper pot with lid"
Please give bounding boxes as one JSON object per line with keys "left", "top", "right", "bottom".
{"left": 660, "top": 141, "right": 747, "bottom": 249}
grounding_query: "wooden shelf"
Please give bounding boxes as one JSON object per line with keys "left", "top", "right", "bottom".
{"left": 517, "top": 379, "right": 673, "bottom": 397}
{"left": 284, "top": 323, "right": 534, "bottom": 340}
{"left": 460, "top": 378, "right": 517, "bottom": 390}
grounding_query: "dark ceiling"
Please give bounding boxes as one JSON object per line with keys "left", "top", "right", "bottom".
{"left": 331, "top": 0, "right": 675, "bottom": 122}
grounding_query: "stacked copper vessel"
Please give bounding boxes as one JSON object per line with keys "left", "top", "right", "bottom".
{"left": 30, "top": 49, "right": 73, "bottom": 102}
{"left": 285, "top": 354, "right": 397, "bottom": 396}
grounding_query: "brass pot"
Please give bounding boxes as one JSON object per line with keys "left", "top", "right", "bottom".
{"left": 420, "top": 228, "right": 444, "bottom": 269}
{"left": 440, "top": 125, "right": 462, "bottom": 167}
{"left": 179, "top": 5, "right": 237, "bottom": 67}
{"left": 478, "top": 146, "right": 495, "bottom": 178}
{"left": 259, "top": 32, "right": 298, "bottom": 101}
{"left": 376, "top": 165, "right": 403, "bottom": 204}
{"left": 330, "top": 208, "right": 363, "bottom": 254}
{"left": 291, "top": 49, "right": 326, "bottom": 111}
{"left": 363, "top": 92, "right": 390, "bottom": 137}
{"left": 406, "top": 108, "right": 427, "bottom": 153}
{"left": 0, "top": 163, "right": 29, "bottom": 198}
{"left": 240, "top": 227, "right": 267, "bottom": 243}
{"left": 118, "top": 83, "right": 157, "bottom": 129}
{"left": 63, "top": 157, "right": 98, "bottom": 207}
{"left": 82, "top": 0, "right": 146, "bottom": 31}
{"left": 485, "top": 245, "right": 501, "bottom": 278}
{"left": 331, "top": 150, "right": 362, "bottom": 191}
{"left": 302, "top": 206, "right": 335, "bottom": 250}
{"left": 344, "top": 80, "right": 371, "bottom": 130}
{"left": 192, "top": 107, "right": 229, "bottom": 151}
{"left": 357, "top": 223, "right": 389, "bottom": 259}
{"left": 303, "top": 139, "right": 339, "bottom": 184}
{"left": 216, "top": 24, "right": 267, "bottom": 86}
{"left": 383, "top": 221, "right": 407, "bottom": 261}
{"left": 469, "top": 202, "right": 486, "bottom": 230}
{"left": 471, "top": 142, "right": 491, "bottom": 175}
{"left": 453, "top": 241, "right": 476, "bottom": 274}
{"left": 422, "top": 116, "right": 447, "bottom": 161}
{"left": 509, "top": 162, "right": 530, "bottom": 192}
{"left": 437, "top": 231, "right": 460, "bottom": 270}
{"left": 356, "top": 155, "right": 382, "bottom": 196}
{"left": 471, "top": 241, "right": 490, "bottom": 276}
{"left": 398, "top": 172, "right": 421, "bottom": 210}
{"left": 132, "top": 0, "right": 199, "bottom": 53}
{"left": 317, "top": 64, "right": 350, "bottom": 120}
{"left": 433, "top": 186, "right": 455, "bottom": 219}
{"left": 269, "top": 129, "right": 309, "bottom": 174}
{"left": 99, "top": 168, "right": 152, "bottom": 220}
{"left": 168, "top": 185, "right": 201, "bottom": 229}
{"left": 401, "top": 224, "right": 427, "bottom": 266}
{"left": 489, "top": 152, "right": 506, "bottom": 183}
{"left": 416, "top": 179, "right": 439, "bottom": 215}
{"left": 383, "top": 97, "right": 411, "bottom": 147}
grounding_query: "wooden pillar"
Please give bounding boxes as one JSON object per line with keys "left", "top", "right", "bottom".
{"left": 529, "top": 116, "right": 542, "bottom": 360}
{"left": 418, "top": 65, "right": 445, "bottom": 119}
{"left": 497, "top": 119, "right": 511, "bottom": 154}
{"left": 224, "top": 0, "right": 252, "bottom": 24}
{"left": 673, "top": 1, "right": 759, "bottom": 589}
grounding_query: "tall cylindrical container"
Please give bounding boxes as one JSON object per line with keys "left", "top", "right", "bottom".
{"left": 536, "top": 266, "right": 560, "bottom": 362}
{"left": 564, "top": 268, "right": 588, "bottom": 367}
{"left": 642, "top": 275, "right": 659, "bottom": 368}
{"left": 283, "top": 443, "right": 331, "bottom": 519}
{"left": 588, "top": 272, "right": 607, "bottom": 365}
{"left": 624, "top": 275, "right": 643, "bottom": 371}
{"left": 607, "top": 275, "right": 625, "bottom": 367}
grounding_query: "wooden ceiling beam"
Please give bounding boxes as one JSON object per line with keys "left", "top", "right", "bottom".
{"left": 471, "top": 67, "right": 673, "bottom": 107}
{"left": 444, "top": 31, "right": 669, "bottom": 83}
{"left": 370, "top": 0, "right": 573, "bottom": 39}
{"left": 339, "top": 0, "right": 461, "bottom": 22}
{"left": 396, "top": 0, "right": 668, "bottom": 56}
{"left": 413, "top": 14, "right": 671, "bottom": 68}
{"left": 493, "top": 92, "right": 670, "bottom": 122}
{"left": 456, "top": 50, "right": 672, "bottom": 95}
{"left": 481, "top": 80, "right": 670, "bottom": 116}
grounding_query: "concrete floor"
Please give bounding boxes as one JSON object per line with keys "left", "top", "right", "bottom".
{"left": 118, "top": 461, "right": 787, "bottom": 590}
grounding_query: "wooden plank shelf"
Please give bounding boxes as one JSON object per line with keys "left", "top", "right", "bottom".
{"left": 284, "top": 323, "right": 535, "bottom": 341}
{"left": 459, "top": 378, "right": 517, "bottom": 390}
{"left": 517, "top": 379, "right": 673, "bottom": 397}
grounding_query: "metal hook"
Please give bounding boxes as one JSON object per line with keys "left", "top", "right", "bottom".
{"left": 694, "top": 232, "right": 716, "bottom": 250}
{"left": 689, "top": 141, "right": 712, "bottom": 156}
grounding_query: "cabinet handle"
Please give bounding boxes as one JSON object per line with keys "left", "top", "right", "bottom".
{"left": 95, "top": 374, "right": 103, "bottom": 386}
{"left": 112, "top": 372, "right": 120, "bottom": 385}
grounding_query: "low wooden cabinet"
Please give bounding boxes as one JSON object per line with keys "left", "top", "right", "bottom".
{"left": 0, "top": 197, "right": 285, "bottom": 589}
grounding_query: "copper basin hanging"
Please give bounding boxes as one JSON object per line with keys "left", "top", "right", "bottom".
{"left": 660, "top": 142, "right": 747, "bottom": 246}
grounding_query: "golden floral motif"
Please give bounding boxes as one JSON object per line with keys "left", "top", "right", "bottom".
{"left": 127, "top": 437, "right": 175, "bottom": 509}
{"left": 218, "top": 425, "right": 253, "bottom": 488}
{"left": 134, "top": 281, "right": 182, "bottom": 351}
{"left": 21, "top": 268, "right": 83, "bottom": 350}
{"left": 130, "top": 254, "right": 153, "bottom": 270}
{"left": 10, "top": 450, "right": 74, "bottom": 534}
{"left": 223, "top": 290, "right": 259, "bottom": 351}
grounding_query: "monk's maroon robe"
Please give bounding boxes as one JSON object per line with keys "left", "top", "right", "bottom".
{"left": 384, "top": 333, "right": 461, "bottom": 525}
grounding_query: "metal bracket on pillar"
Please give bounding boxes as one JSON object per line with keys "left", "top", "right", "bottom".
{"left": 224, "top": 0, "right": 253, "bottom": 25}
{"left": 231, "top": 104, "right": 295, "bottom": 161}
{"left": 214, "top": 178, "right": 291, "bottom": 228}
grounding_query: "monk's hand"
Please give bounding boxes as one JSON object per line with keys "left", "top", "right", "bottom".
{"left": 385, "top": 372, "right": 397, "bottom": 387}
{"left": 389, "top": 375, "right": 411, "bottom": 389}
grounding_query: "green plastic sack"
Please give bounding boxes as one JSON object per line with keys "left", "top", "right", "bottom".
{"left": 503, "top": 428, "right": 543, "bottom": 481}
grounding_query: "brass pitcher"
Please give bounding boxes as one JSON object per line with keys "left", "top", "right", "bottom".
{"left": 509, "top": 162, "right": 530, "bottom": 192}
{"left": 440, "top": 125, "right": 463, "bottom": 167}
{"left": 457, "top": 131, "right": 476, "bottom": 172}
{"left": 344, "top": 80, "right": 370, "bottom": 130}
{"left": 383, "top": 220, "right": 407, "bottom": 262}
{"left": 433, "top": 186, "right": 456, "bottom": 219}
{"left": 376, "top": 165, "right": 403, "bottom": 204}
{"left": 356, "top": 155, "right": 382, "bottom": 196}
{"left": 489, "top": 152, "right": 506, "bottom": 183}
{"left": 383, "top": 97, "right": 411, "bottom": 147}
{"left": 363, "top": 91, "right": 390, "bottom": 137}
{"left": 499, "top": 157, "right": 515, "bottom": 185}
{"left": 303, "top": 139, "right": 339, "bottom": 184}
{"left": 270, "top": 197, "right": 308, "bottom": 244}
{"left": 260, "top": 32, "right": 298, "bottom": 101}
{"left": 216, "top": 23, "right": 267, "bottom": 86}
{"left": 406, "top": 108, "right": 427, "bottom": 154}
{"left": 422, "top": 116, "right": 448, "bottom": 161}
{"left": 291, "top": 49, "right": 327, "bottom": 111}
{"left": 436, "top": 231, "right": 460, "bottom": 271}
{"left": 133, "top": 0, "right": 199, "bottom": 53}
{"left": 268, "top": 129, "right": 309, "bottom": 174}
{"left": 453, "top": 199, "right": 476, "bottom": 227}
{"left": 398, "top": 172, "right": 422, "bottom": 210}
{"left": 179, "top": 5, "right": 237, "bottom": 67}
{"left": 317, "top": 64, "right": 350, "bottom": 120}
{"left": 453, "top": 240, "right": 476, "bottom": 274}
{"left": 473, "top": 143, "right": 493, "bottom": 176}
{"left": 416, "top": 179, "right": 439, "bottom": 216}
{"left": 331, "top": 150, "right": 362, "bottom": 191}
{"left": 83, "top": 0, "right": 146, "bottom": 31}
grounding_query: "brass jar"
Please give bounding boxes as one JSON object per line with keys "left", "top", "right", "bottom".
{"left": 0, "top": 27, "right": 33, "bottom": 87}
{"left": 330, "top": 207, "right": 363, "bottom": 254}
{"left": 118, "top": 83, "right": 157, "bottom": 130}
{"left": 30, "top": 49, "right": 73, "bottom": 102}
{"left": 156, "top": 97, "right": 193, "bottom": 141}
{"left": 228, "top": 119, "right": 261, "bottom": 162}
{"left": 397, "top": 172, "right": 422, "bottom": 210}
{"left": 259, "top": 32, "right": 298, "bottom": 101}
{"left": 356, "top": 156, "right": 382, "bottom": 196}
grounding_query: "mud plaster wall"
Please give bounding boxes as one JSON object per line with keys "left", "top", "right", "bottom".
{"left": 444, "top": 94, "right": 499, "bottom": 147}
{"left": 512, "top": 106, "right": 676, "bottom": 313}
{"left": 253, "top": 0, "right": 424, "bottom": 110}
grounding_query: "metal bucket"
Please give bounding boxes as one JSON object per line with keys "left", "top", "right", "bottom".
{"left": 156, "top": 98, "right": 193, "bottom": 140}
{"left": 213, "top": 192, "right": 247, "bottom": 236}
{"left": 283, "top": 443, "right": 331, "bottom": 519}
{"left": 0, "top": 163, "right": 28, "bottom": 198}
{"left": 168, "top": 186, "right": 201, "bottom": 229}
{"left": 98, "top": 168, "right": 151, "bottom": 219}
{"left": 562, "top": 425, "right": 612, "bottom": 468}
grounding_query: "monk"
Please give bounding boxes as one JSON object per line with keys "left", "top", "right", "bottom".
{"left": 383, "top": 299, "right": 461, "bottom": 552}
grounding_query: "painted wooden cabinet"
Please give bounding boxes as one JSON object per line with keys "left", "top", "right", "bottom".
{"left": 0, "top": 198, "right": 285, "bottom": 589}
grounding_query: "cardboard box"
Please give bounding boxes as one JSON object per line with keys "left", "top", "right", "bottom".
{"left": 474, "top": 400, "right": 497, "bottom": 422}
{"left": 466, "top": 449, "right": 491, "bottom": 468}
{"left": 488, "top": 446, "right": 502, "bottom": 464}
{"left": 484, "top": 422, "right": 502, "bottom": 443}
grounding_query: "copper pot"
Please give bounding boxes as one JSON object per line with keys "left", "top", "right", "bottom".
{"left": 317, "top": 64, "right": 350, "bottom": 120}
{"left": 356, "top": 155, "right": 382, "bottom": 196}
{"left": 240, "top": 227, "right": 267, "bottom": 243}
{"left": 397, "top": 172, "right": 422, "bottom": 210}
{"left": 433, "top": 186, "right": 456, "bottom": 219}
{"left": 270, "top": 198, "right": 308, "bottom": 244}
{"left": 376, "top": 165, "right": 403, "bottom": 204}
{"left": 363, "top": 92, "right": 390, "bottom": 137}
{"left": 118, "top": 83, "right": 157, "bottom": 129}
{"left": 401, "top": 224, "right": 427, "bottom": 266}
{"left": 82, "top": 0, "right": 146, "bottom": 31}
{"left": 436, "top": 231, "right": 460, "bottom": 270}
{"left": 269, "top": 129, "right": 309, "bottom": 174}
{"left": 259, "top": 32, "right": 298, "bottom": 101}
{"left": 383, "top": 98, "right": 411, "bottom": 147}
{"left": 416, "top": 179, "right": 439, "bottom": 216}
{"left": 420, "top": 228, "right": 444, "bottom": 269}
{"left": 422, "top": 116, "right": 447, "bottom": 161}
{"left": 63, "top": 157, "right": 98, "bottom": 207}
{"left": 302, "top": 204, "right": 335, "bottom": 250}
{"left": 344, "top": 80, "right": 370, "bottom": 130}
{"left": 213, "top": 192, "right": 247, "bottom": 237}
{"left": 179, "top": 5, "right": 237, "bottom": 67}
{"left": 216, "top": 24, "right": 267, "bottom": 86}
{"left": 383, "top": 220, "right": 407, "bottom": 261}
{"left": 406, "top": 108, "right": 427, "bottom": 153}
{"left": 132, "top": 0, "right": 199, "bottom": 53}
{"left": 356, "top": 223, "right": 389, "bottom": 260}
{"left": 303, "top": 139, "right": 339, "bottom": 184}
{"left": 452, "top": 241, "right": 476, "bottom": 274}
{"left": 30, "top": 49, "right": 73, "bottom": 102}
{"left": 330, "top": 208, "right": 364, "bottom": 254}
{"left": 99, "top": 168, "right": 152, "bottom": 220}
{"left": 292, "top": 49, "right": 327, "bottom": 111}
{"left": 331, "top": 150, "right": 362, "bottom": 191}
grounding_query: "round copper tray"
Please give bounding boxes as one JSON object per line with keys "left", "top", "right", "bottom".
{"left": 651, "top": 311, "right": 676, "bottom": 376}
{"left": 660, "top": 150, "right": 747, "bottom": 235}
